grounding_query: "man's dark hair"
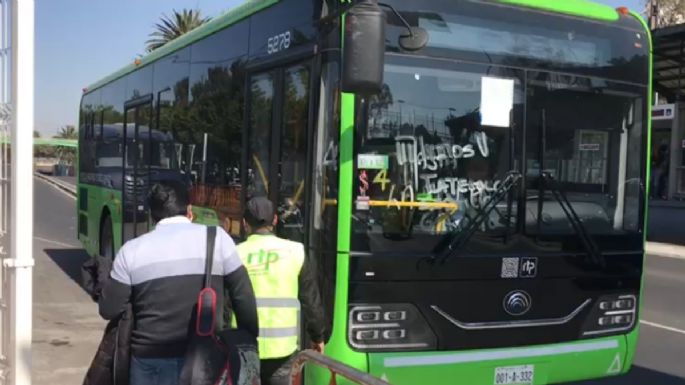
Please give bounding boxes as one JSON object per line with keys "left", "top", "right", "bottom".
{"left": 148, "top": 180, "right": 189, "bottom": 222}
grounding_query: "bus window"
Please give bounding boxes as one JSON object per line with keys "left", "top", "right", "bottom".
{"left": 248, "top": 73, "right": 275, "bottom": 198}
{"left": 153, "top": 89, "right": 181, "bottom": 172}
{"left": 122, "top": 103, "right": 153, "bottom": 243}
{"left": 82, "top": 112, "right": 97, "bottom": 171}
{"left": 277, "top": 65, "right": 310, "bottom": 242}
{"left": 79, "top": 92, "right": 100, "bottom": 177}
{"left": 181, "top": 50, "right": 246, "bottom": 237}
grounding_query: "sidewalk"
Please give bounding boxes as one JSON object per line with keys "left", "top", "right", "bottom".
{"left": 32, "top": 172, "right": 104, "bottom": 384}
{"left": 647, "top": 202, "right": 685, "bottom": 246}
{"left": 55, "top": 175, "right": 76, "bottom": 188}
{"left": 34, "top": 172, "right": 76, "bottom": 197}
{"left": 645, "top": 242, "right": 685, "bottom": 260}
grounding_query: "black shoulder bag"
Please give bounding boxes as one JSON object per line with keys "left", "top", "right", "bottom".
{"left": 179, "top": 226, "right": 260, "bottom": 385}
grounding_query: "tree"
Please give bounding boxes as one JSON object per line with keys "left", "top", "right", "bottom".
{"left": 645, "top": 0, "right": 685, "bottom": 28}
{"left": 33, "top": 130, "right": 40, "bottom": 138}
{"left": 145, "top": 9, "right": 210, "bottom": 53}
{"left": 54, "top": 125, "right": 77, "bottom": 140}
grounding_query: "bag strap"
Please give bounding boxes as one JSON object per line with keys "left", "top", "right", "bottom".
{"left": 204, "top": 226, "right": 216, "bottom": 289}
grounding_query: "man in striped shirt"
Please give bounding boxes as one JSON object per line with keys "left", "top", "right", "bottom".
{"left": 98, "top": 181, "right": 258, "bottom": 385}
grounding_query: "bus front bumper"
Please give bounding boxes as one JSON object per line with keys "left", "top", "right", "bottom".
{"left": 367, "top": 334, "right": 633, "bottom": 385}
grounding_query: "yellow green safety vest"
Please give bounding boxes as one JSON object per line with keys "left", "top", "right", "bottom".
{"left": 237, "top": 234, "right": 304, "bottom": 359}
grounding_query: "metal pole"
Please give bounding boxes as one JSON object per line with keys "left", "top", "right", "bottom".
{"left": 0, "top": 0, "right": 11, "bottom": 382}
{"left": 678, "top": 39, "right": 684, "bottom": 101}
{"left": 6, "top": 1, "right": 34, "bottom": 384}
{"left": 201, "top": 132, "right": 208, "bottom": 183}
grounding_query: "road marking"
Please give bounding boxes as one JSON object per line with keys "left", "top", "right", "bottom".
{"left": 33, "top": 236, "right": 79, "bottom": 248}
{"left": 641, "top": 320, "right": 685, "bottom": 336}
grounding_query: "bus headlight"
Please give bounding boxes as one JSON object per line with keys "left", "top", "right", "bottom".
{"left": 581, "top": 294, "right": 637, "bottom": 337}
{"left": 348, "top": 303, "right": 437, "bottom": 352}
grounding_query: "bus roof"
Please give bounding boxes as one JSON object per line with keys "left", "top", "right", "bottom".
{"left": 497, "top": 0, "right": 620, "bottom": 22}
{"left": 85, "top": 0, "right": 623, "bottom": 94}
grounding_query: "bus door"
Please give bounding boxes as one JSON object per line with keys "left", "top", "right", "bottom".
{"left": 246, "top": 61, "right": 312, "bottom": 243}
{"left": 122, "top": 96, "right": 153, "bottom": 244}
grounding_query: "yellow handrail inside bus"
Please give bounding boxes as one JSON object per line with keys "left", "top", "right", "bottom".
{"left": 323, "top": 199, "right": 458, "bottom": 210}
{"left": 252, "top": 154, "right": 269, "bottom": 194}
{"left": 435, "top": 207, "right": 459, "bottom": 232}
{"left": 283, "top": 181, "right": 305, "bottom": 219}
{"left": 367, "top": 200, "right": 458, "bottom": 209}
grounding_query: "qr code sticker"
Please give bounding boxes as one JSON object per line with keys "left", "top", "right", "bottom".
{"left": 501, "top": 257, "right": 519, "bottom": 278}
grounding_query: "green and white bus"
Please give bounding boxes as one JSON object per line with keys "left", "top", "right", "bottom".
{"left": 77, "top": 0, "right": 651, "bottom": 383}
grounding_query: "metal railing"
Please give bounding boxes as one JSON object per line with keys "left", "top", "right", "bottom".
{"left": 289, "top": 350, "right": 391, "bottom": 385}
{"left": 0, "top": 1, "right": 11, "bottom": 382}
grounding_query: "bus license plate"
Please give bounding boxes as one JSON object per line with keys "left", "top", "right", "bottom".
{"left": 494, "top": 365, "right": 534, "bottom": 385}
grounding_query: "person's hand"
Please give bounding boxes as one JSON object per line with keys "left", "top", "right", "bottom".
{"left": 311, "top": 341, "right": 324, "bottom": 354}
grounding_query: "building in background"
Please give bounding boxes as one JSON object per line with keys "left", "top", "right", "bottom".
{"left": 646, "top": 0, "right": 685, "bottom": 202}
{"left": 651, "top": 23, "right": 685, "bottom": 201}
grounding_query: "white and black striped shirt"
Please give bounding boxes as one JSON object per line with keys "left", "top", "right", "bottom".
{"left": 98, "top": 216, "right": 258, "bottom": 358}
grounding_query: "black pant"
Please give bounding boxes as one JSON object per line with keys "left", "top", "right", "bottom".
{"left": 261, "top": 355, "right": 296, "bottom": 385}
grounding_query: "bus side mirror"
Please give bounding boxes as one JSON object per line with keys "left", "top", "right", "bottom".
{"left": 342, "top": 0, "right": 386, "bottom": 95}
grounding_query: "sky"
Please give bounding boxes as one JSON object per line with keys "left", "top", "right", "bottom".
{"left": 35, "top": 0, "right": 244, "bottom": 136}
{"left": 34, "top": 0, "right": 644, "bottom": 136}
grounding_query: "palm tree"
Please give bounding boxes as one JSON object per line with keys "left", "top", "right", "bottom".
{"left": 145, "top": 9, "right": 210, "bottom": 53}
{"left": 54, "top": 125, "right": 77, "bottom": 140}
{"left": 51, "top": 126, "right": 77, "bottom": 166}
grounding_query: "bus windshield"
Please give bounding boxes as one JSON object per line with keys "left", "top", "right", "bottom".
{"left": 352, "top": 55, "right": 646, "bottom": 255}
{"left": 383, "top": 0, "right": 648, "bottom": 83}
{"left": 524, "top": 72, "right": 645, "bottom": 238}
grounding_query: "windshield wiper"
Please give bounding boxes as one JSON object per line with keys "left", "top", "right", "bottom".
{"left": 435, "top": 170, "right": 522, "bottom": 264}
{"left": 539, "top": 172, "right": 606, "bottom": 269}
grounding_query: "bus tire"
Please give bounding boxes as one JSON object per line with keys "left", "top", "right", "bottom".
{"left": 100, "top": 214, "right": 114, "bottom": 259}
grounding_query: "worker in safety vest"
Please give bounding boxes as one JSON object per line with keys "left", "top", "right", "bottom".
{"left": 237, "top": 197, "right": 325, "bottom": 385}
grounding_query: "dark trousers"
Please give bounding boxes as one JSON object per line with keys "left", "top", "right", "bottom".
{"left": 261, "top": 355, "right": 297, "bottom": 385}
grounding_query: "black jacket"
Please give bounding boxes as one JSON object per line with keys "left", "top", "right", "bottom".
{"left": 82, "top": 255, "right": 131, "bottom": 385}
{"left": 298, "top": 250, "right": 326, "bottom": 344}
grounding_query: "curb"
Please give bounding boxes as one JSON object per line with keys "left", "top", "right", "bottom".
{"left": 646, "top": 242, "right": 685, "bottom": 260}
{"left": 34, "top": 172, "right": 76, "bottom": 198}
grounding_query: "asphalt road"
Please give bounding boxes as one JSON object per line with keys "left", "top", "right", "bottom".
{"left": 29, "top": 176, "right": 685, "bottom": 384}
{"left": 32, "top": 176, "right": 104, "bottom": 384}
{"left": 574, "top": 254, "right": 685, "bottom": 384}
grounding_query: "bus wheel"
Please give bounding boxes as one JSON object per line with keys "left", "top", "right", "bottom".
{"left": 100, "top": 215, "right": 114, "bottom": 259}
